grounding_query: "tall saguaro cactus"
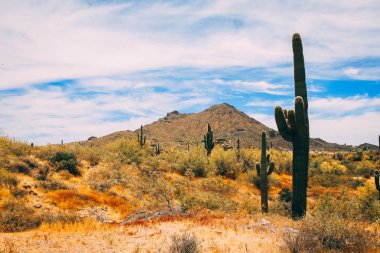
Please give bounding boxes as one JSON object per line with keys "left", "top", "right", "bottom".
{"left": 204, "top": 123, "right": 215, "bottom": 156}
{"left": 256, "top": 131, "right": 275, "bottom": 213}
{"left": 375, "top": 170, "right": 380, "bottom": 200}
{"left": 137, "top": 125, "right": 146, "bottom": 147}
{"left": 274, "top": 33, "right": 310, "bottom": 219}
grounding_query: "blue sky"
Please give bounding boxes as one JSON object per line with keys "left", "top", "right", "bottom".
{"left": 0, "top": 0, "right": 379, "bottom": 145}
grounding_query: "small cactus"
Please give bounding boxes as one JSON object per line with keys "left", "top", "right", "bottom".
{"left": 137, "top": 125, "right": 146, "bottom": 147}
{"left": 155, "top": 143, "right": 161, "bottom": 156}
{"left": 375, "top": 170, "right": 380, "bottom": 200}
{"left": 236, "top": 138, "right": 240, "bottom": 162}
{"left": 256, "top": 131, "right": 275, "bottom": 213}
{"left": 204, "top": 123, "right": 215, "bottom": 156}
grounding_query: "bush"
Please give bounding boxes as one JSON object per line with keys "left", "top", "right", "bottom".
{"left": 278, "top": 187, "right": 292, "bottom": 203}
{"left": 51, "top": 151, "right": 80, "bottom": 176}
{"left": 169, "top": 233, "right": 199, "bottom": 253}
{"left": 86, "top": 166, "right": 120, "bottom": 192}
{"left": 178, "top": 148, "right": 208, "bottom": 177}
{"left": 108, "top": 140, "right": 146, "bottom": 165}
{"left": 0, "top": 168, "right": 18, "bottom": 189}
{"left": 240, "top": 149, "right": 256, "bottom": 172}
{"left": 40, "top": 179, "right": 68, "bottom": 191}
{"left": 7, "top": 160, "right": 31, "bottom": 175}
{"left": 283, "top": 214, "right": 377, "bottom": 253}
{"left": 210, "top": 148, "right": 240, "bottom": 179}
{"left": 0, "top": 200, "right": 41, "bottom": 232}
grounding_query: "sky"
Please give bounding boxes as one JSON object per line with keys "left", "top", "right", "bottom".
{"left": 0, "top": 0, "right": 379, "bottom": 146}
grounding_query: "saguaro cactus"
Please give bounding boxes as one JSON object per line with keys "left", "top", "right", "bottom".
{"left": 256, "top": 131, "right": 275, "bottom": 213}
{"left": 236, "top": 138, "right": 240, "bottom": 162}
{"left": 375, "top": 170, "right": 380, "bottom": 200}
{"left": 274, "top": 33, "right": 309, "bottom": 219}
{"left": 137, "top": 125, "right": 146, "bottom": 147}
{"left": 204, "top": 123, "right": 215, "bottom": 156}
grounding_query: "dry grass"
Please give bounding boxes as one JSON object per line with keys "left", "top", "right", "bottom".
{"left": 0, "top": 214, "right": 294, "bottom": 253}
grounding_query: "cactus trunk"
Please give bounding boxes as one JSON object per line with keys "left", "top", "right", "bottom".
{"left": 375, "top": 170, "right": 380, "bottom": 200}
{"left": 204, "top": 123, "right": 215, "bottom": 156}
{"left": 260, "top": 132, "right": 268, "bottom": 213}
{"left": 274, "top": 33, "right": 309, "bottom": 219}
{"left": 256, "top": 131, "right": 275, "bottom": 213}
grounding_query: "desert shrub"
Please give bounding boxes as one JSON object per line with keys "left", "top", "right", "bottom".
{"left": 40, "top": 179, "right": 68, "bottom": 191}
{"left": 169, "top": 233, "right": 199, "bottom": 253}
{"left": 239, "top": 196, "right": 260, "bottom": 214}
{"left": 313, "top": 193, "right": 361, "bottom": 220}
{"left": 358, "top": 185, "right": 380, "bottom": 222}
{"left": 0, "top": 200, "right": 41, "bottom": 232}
{"left": 0, "top": 168, "right": 18, "bottom": 189}
{"left": 320, "top": 161, "right": 347, "bottom": 175}
{"left": 198, "top": 176, "right": 237, "bottom": 195}
{"left": 354, "top": 160, "right": 375, "bottom": 178}
{"left": 311, "top": 174, "right": 349, "bottom": 188}
{"left": 0, "top": 137, "right": 32, "bottom": 157}
{"left": 86, "top": 166, "right": 120, "bottom": 192}
{"left": 11, "top": 188, "right": 27, "bottom": 198}
{"left": 180, "top": 191, "right": 237, "bottom": 212}
{"left": 108, "top": 140, "right": 146, "bottom": 165}
{"left": 177, "top": 148, "right": 208, "bottom": 177}
{"left": 278, "top": 187, "right": 292, "bottom": 203}
{"left": 41, "top": 212, "right": 82, "bottom": 225}
{"left": 7, "top": 160, "right": 31, "bottom": 174}
{"left": 51, "top": 151, "right": 80, "bottom": 176}
{"left": 240, "top": 149, "right": 256, "bottom": 172}
{"left": 210, "top": 148, "right": 240, "bottom": 179}
{"left": 283, "top": 214, "right": 377, "bottom": 253}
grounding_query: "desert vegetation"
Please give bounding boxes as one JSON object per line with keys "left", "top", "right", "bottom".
{"left": 0, "top": 33, "right": 379, "bottom": 253}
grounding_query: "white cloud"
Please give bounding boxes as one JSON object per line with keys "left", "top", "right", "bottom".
{"left": 212, "top": 78, "right": 290, "bottom": 95}
{"left": 310, "top": 95, "right": 380, "bottom": 116}
{"left": 249, "top": 111, "right": 380, "bottom": 146}
{"left": 344, "top": 67, "right": 360, "bottom": 77}
{"left": 1, "top": 0, "right": 380, "bottom": 88}
{"left": 0, "top": 87, "right": 212, "bottom": 144}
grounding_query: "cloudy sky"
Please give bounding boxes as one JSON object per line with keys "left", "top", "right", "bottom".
{"left": 0, "top": 0, "right": 379, "bottom": 145}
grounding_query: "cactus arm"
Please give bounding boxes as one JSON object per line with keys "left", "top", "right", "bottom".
{"left": 288, "top": 109, "right": 297, "bottom": 131}
{"left": 294, "top": 96, "right": 306, "bottom": 138}
{"left": 267, "top": 162, "right": 275, "bottom": 175}
{"left": 275, "top": 106, "right": 293, "bottom": 141}
{"left": 256, "top": 163, "right": 261, "bottom": 177}
{"left": 375, "top": 170, "right": 380, "bottom": 191}
{"left": 293, "top": 33, "right": 308, "bottom": 109}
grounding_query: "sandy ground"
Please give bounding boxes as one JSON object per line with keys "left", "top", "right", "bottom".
{"left": 0, "top": 214, "right": 292, "bottom": 253}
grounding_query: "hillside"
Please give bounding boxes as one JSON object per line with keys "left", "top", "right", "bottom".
{"left": 83, "top": 103, "right": 345, "bottom": 151}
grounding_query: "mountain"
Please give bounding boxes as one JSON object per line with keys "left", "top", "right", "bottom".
{"left": 82, "top": 103, "right": 345, "bottom": 151}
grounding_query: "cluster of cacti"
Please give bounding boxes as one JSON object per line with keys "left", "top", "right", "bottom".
{"left": 256, "top": 131, "right": 275, "bottom": 213}
{"left": 274, "top": 33, "right": 309, "bottom": 219}
{"left": 236, "top": 138, "right": 240, "bottom": 162}
{"left": 204, "top": 123, "right": 215, "bottom": 156}
{"left": 375, "top": 170, "right": 380, "bottom": 200}
{"left": 137, "top": 125, "right": 146, "bottom": 147}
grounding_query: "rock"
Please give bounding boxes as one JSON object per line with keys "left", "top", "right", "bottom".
{"left": 34, "top": 203, "right": 42, "bottom": 208}
{"left": 283, "top": 227, "right": 299, "bottom": 234}
{"left": 259, "top": 219, "right": 270, "bottom": 226}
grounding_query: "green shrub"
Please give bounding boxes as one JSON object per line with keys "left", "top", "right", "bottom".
{"left": 178, "top": 148, "right": 208, "bottom": 177}
{"left": 0, "top": 168, "right": 18, "bottom": 189}
{"left": 51, "top": 151, "right": 80, "bottom": 176}
{"left": 278, "top": 187, "right": 292, "bottom": 203}
{"left": 210, "top": 148, "right": 240, "bottom": 179}
{"left": 0, "top": 200, "right": 41, "bottom": 232}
